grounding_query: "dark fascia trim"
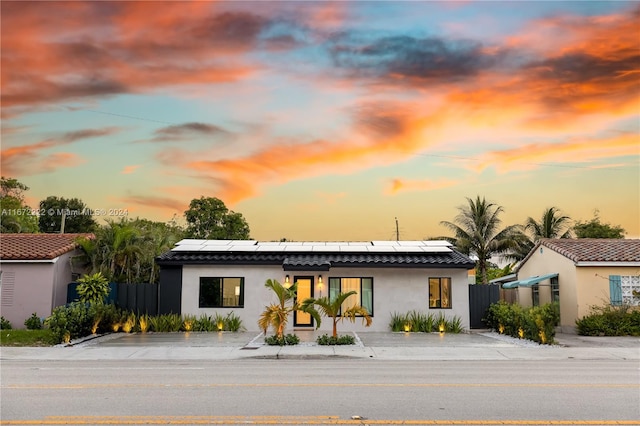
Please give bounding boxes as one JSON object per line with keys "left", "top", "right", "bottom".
{"left": 283, "top": 265, "right": 331, "bottom": 272}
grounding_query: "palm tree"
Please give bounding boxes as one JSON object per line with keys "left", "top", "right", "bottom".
{"left": 257, "top": 279, "right": 320, "bottom": 339}
{"left": 525, "top": 207, "right": 572, "bottom": 240}
{"left": 301, "top": 291, "right": 372, "bottom": 338}
{"left": 440, "top": 195, "right": 519, "bottom": 284}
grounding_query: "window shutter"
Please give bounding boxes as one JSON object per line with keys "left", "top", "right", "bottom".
{"left": 609, "top": 275, "right": 622, "bottom": 306}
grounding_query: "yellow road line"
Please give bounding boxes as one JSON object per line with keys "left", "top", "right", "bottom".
{"left": 1, "top": 416, "right": 639, "bottom": 425}
{"left": 3, "top": 383, "right": 637, "bottom": 390}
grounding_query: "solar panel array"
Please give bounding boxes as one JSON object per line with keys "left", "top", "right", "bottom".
{"left": 172, "top": 240, "right": 452, "bottom": 253}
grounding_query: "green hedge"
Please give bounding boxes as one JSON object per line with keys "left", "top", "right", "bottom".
{"left": 575, "top": 304, "right": 640, "bottom": 336}
{"left": 45, "top": 303, "right": 246, "bottom": 344}
{"left": 484, "top": 301, "right": 559, "bottom": 344}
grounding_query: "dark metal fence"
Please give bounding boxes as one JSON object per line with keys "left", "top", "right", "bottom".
{"left": 66, "top": 282, "right": 158, "bottom": 315}
{"left": 468, "top": 284, "right": 501, "bottom": 329}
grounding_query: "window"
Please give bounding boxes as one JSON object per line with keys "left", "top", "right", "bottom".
{"left": 328, "top": 277, "right": 373, "bottom": 315}
{"left": 532, "top": 284, "right": 540, "bottom": 307}
{"left": 551, "top": 277, "right": 560, "bottom": 303}
{"left": 429, "top": 277, "right": 451, "bottom": 309}
{"left": 611, "top": 275, "right": 640, "bottom": 306}
{"left": 199, "top": 277, "right": 244, "bottom": 308}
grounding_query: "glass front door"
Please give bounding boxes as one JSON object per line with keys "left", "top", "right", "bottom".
{"left": 294, "top": 276, "right": 313, "bottom": 327}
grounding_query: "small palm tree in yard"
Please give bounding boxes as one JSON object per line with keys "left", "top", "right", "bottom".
{"left": 301, "top": 291, "right": 372, "bottom": 338}
{"left": 258, "top": 279, "right": 320, "bottom": 339}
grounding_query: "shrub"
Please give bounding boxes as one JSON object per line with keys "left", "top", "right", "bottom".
{"left": 223, "top": 312, "right": 245, "bottom": 331}
{"left": 576, "top": 304, "right": 640, "bottom": 336}
{"left": 24, "top": 313, "right": 43, "bottom": 330}
{"left": 46, "top": 302, "right": 97, "bottom": 344}
{"left": 316, "top": 334, "right": 355, "bottom": 345}
{"left": 389, "top": 312, "right": 408, "bottom": 332}
{"left": 0, "top": 316, "right": 12, "bottom": 330}
{"left": 390, "top": 310, "right": 463, "bottom": 333}
{"left": 193, "top": 314, "right": 216, "bottom": 331}
{"left": 76, "top": 272, "right": 110, "bottom": 305}
{"left": 484, "top": 301, "right": 559, "bottom": 344}
{"left": 148, "top": 314, "right": 182, "bottom": 332}
{"left": 265, "top": 333, "right": 300, "bottom": 346}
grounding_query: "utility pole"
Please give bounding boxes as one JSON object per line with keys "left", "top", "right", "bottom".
{"left": 395, "top": 217, "right": 399, "bottom": 241}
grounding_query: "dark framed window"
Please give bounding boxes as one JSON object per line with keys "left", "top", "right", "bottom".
{"left": 532, "top": 284, "right": 540, "bottom": 307}
{"left": 551, "top": 277, "right": 560, "bottom": 303}
{"left": 328, "top": 277, "right": 373, "bottom": 316}
{"left": 429, "top": 277, "right": 451, "bottom": 309}
{"left": 199, "top": 277, "right": 244, "bottom": 308}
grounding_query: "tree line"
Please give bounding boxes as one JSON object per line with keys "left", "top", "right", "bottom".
{"left": 0, "top": 177, "right": 626, "bottom": 285}
{"left": 1, "top": 176, "right": 250, "bottom": 284}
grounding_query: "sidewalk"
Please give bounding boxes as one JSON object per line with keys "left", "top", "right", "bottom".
{"left": 1, "top": 331, "right": 638, "bottom": 361}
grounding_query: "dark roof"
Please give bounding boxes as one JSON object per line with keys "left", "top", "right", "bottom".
{"left": 156, "top": 248, "right": 475, "bottom": 270}
{"left": 0, "top": 233, "right": 93, "bottom": 260}
{"left": 540, "top": 238, "right": 640, "bottom": 263}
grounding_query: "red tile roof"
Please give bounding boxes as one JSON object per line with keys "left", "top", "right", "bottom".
{"left": 540, "top": 239, "right": 640, "bottom": 263}
{"left": 0, "top": 233, "right": 94, "bottom": 261}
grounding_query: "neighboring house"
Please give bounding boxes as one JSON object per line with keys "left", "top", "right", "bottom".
{"left": 0, "top": 233, "right": 92, "bottom": 328}
{"left": 156, "top": 239, "right": 475, "bottom": 332}
{"left": 502, "top": 239, "right": 640, "bottom": 333}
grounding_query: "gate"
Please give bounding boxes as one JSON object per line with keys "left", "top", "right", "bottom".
{"left": 468, "top": 284, "right": 500, "bottom": 329}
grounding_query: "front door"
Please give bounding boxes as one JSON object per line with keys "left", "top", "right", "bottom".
{"left": 294, "top": 276, "right": 314, "bottom": 327}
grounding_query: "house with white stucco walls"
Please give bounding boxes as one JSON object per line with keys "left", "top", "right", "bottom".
{"left": 156, "top": 240, "right": 475, "bottom": 333}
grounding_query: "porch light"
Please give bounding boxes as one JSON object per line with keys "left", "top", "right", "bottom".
{"left": 318, "top": 275, "right": 323, "bottom": 285}
{"left": 285, "top": 275, "right": 290, "bottom": 285}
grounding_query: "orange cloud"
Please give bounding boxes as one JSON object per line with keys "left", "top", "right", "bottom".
{"left": 120, "top": 195, "right": 185, "bottom": 212}
{"left": 1, "top": 127, "right": 120, "bottom": 176}
{"left": 121, "top": 165, "right": 141, "bottom": 175}
{"left": 385, "top": 178, "right": 460, "bottom": 195}
{"left": 474, "top": 133, "right": 639, "bottom": 174}
{"left": 0, "top": 2, "right": 262, "bottom": 114}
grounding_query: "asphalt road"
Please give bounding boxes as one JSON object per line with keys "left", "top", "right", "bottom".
{"left": 1, "top": 358, "right": 639, "bottom": 425}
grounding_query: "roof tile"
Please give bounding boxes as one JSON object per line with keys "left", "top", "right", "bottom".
{"left": 0, "top": 233, "right": 94, "bottom": 260}
{"left": 540, "top": 239, "right": 640, "bottom": 263}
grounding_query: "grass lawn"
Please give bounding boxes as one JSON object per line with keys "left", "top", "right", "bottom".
{"left": 0, "top": 329, "right": 57, "bottom": 346}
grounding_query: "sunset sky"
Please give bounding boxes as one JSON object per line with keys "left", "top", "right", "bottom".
{"left": 2, "top": 1, "right": 638, "bottom": 241}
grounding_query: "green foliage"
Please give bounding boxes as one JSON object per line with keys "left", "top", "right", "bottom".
{"left": 258, "top": 279, "right": 319, "bottom": 339}
{"left": 38, "top": 195, "right": 97, "bottom": 233}
{"left": 76, "top": 272, "right": 110, "bottom": 304}
{"left": 184, "top": 196, "right": 250, "bottom": 240}
{"left": 574, "top": 213, "right": 625, "bottom": 238}
{"left": 74, "top": 217, "right": 184, "bottom": 284}
{"left": 46, "top": 302, "right": 97, "bottom": 344}
{"left": 525, "top": 207, "right": 573, "bottom": 240}
{"left": 440, "top": 195, "right": 520, "bottom": 284}
{"left": 0, "top": 176, "right": 39, "bottom": 233}
{"left": 575, "top": 304, "right": 640, "bottom": 336}
{"left": 484, "top": 301, "right": 559, "bottom": 344}
{"left": 0, "top": 329, "right": 57, "bottom": 346}
{"left": 316, "top": 334, "right": 355, "bottom": 345}
{"left": 24, "top": 313, "right": 43, "bottom": 330}
{"left": 148, "top": 314, "right": 183, "bottom": 332}
{"left": 0, "top": 316, "right": 13, "bottom": 330}
{"left": 389, "top": 310, "right": 464, "bottom": 333}
{"left": 300, "top": 291, "right": 371, "bottom": 338}
{"left": 223, "top": 312, "right": 245, "bottom": 332}
{"left": 264, "top": 333, "right": 300, "bottom": 346}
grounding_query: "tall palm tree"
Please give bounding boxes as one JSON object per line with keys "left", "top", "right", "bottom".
{"left": 525, "top": 207, "right": 572, "bottom": 240}
{"left": 440, "top": 195, "right": 519, "bottom": 284}
{"left": 301, "top": 291, "right": 372, "bottom": 337}
{"left": 258, "top": 279, "right": 320, "bottom": 339}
